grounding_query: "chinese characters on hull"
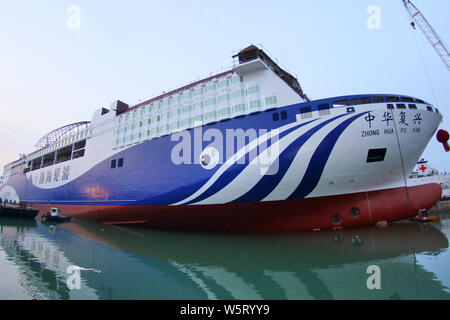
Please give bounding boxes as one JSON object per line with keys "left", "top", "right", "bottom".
{"left": 362, "top": 110, "right": 424, "bottom": 138}
{"left": 36, "top": 165, "right": 71, "bottom": 185}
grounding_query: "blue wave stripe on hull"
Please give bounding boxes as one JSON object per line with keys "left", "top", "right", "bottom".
{"left": 230, "top": 113, "right": 351, "bottom": 203}
{"left": 287, "top": 112, "right": 369, "bottom": 200}
{"left": 182, "top": 120, "right": 318, "bottom": 205}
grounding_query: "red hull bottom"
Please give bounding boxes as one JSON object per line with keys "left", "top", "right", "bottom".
{"left": 33, "top": 183, "right": 442, "bottom": 232}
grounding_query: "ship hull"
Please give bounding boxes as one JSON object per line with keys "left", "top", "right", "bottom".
{"left": 30, "top": 183, "right": 441, "bottom": 232}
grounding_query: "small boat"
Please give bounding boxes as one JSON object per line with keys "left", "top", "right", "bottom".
{"left": 411, "top": 209, "right": 439, "bottom": 223}
{"left": 41, "top": 207, "right": 71, "bottom": 223}
{"left": 0, "top": 203, "right": 39, "bottom": 219}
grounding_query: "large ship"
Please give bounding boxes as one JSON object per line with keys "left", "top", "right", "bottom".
{"left": 0, "top": 45, "right": 444, "bottom": 232}
{"left": 408, "top": 159, "right": 450, "bottom": 200}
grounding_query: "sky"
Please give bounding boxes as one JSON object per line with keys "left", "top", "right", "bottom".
{"left": 0, "top": 0, "right": 449, "bottom": 175}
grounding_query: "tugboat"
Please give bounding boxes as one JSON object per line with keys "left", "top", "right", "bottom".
{"left": 411, "top": 209, "right": 439, "bottom": 223}
{"left": 41, "top": 207, "right": 71, "bottom": 223}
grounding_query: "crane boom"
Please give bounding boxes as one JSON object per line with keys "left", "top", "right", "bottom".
{"left": 402, "top": 0, "right": 450, "bottom": 71}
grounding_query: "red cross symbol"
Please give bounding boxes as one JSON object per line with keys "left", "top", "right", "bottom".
{"left": 419, "top": 165, "right": 427, "bottom": 173}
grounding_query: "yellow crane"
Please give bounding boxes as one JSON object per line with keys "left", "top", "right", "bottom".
{"left": 402, "top": 0, "right": 450, "bottom": 71}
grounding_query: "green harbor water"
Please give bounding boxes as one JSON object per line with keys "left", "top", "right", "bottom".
{"left": 1, "top": 207, "right": 450, "bottom": 300}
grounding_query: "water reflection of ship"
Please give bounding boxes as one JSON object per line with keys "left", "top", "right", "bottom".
{"left": 0, "top": 217, "right": 69, "bottom": 299}
{"left": 61, "top": 220, "right": 450, "bottom": 300}
{"left": 1, "top": 217, "right": 449, "bottom": 300}
{"left": 0, "top": 217, "right": 97, "bottom": 300}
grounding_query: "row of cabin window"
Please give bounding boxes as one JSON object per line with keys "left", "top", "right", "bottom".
{"left": 115, "top": 98, "right": 277, "bottom": 136}
{"left": 115, "top": 109, "right": 284, "bottom": 147}
{"left": 387, "top": 103, "right": 437, "bottom": 113}
{"left": 25, "top": 140, "right": 86, "bottom": 172}
{"left": 114, "top": 108, "right": 291, "bottom": 147}
{"left": 122, "top": 76, "right": 243, "bottom": 116}
{"left": 299, "top": 103, "right": 332, "bottom": 116}
{"left": 117, "top": 83, "right": 265, "bottom": 124}
{"left": 332, "top": 95, "right": 427, "bottom": 107}
{"left": 297, "top": 96, "right": 433, "bottom": 117}
{"left": 29, "top": 131, "right": 89, "bottom": 160}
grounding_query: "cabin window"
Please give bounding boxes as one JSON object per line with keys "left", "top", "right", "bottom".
{"left": 232, "top": 90, "right": 245, "bottom": 99}
{"left": 182, "top": 92, "right": 192, "bottom": 100}
{"left": 218, "top": 94, "right": 230, "bottom": 103}
{"left": 360, "top": 97, "right": 372, "bottom": 104}
{"left": 181, "top": 105, "right": 192, "bottom": 113}
{"left": 42, "top": 152, "right": 56, "bottom": 168}
{"left": 300, "top": 106, "right": 312, "bottom": 114}
{"left": 396, "top": 104, "right": 407, "bottom": 109}
{"left": 427, "top": 106, "right": 433, "bottom": 111}
{"left": 217, "top": 79, "right": 230, "bottom": 89}
{"left": 181, "top": 118, "right": 192, "bottom": 127}
{"left": 31, "top": 157, "right": 42, "bottom": 171}
{"left": 272, "top": 113, "right": 279, "bottom": 121}
{"left": 74, "top": 139, "right": 86, "bottom": 150}
{"left": 280, "top": 111, "right": 288, "bottom": 120}
{"left": 193, "top": 115, "right": 204, "bottom": 122}
{"left": 205, "top": 98, "right": 217, "bottom": 107}
{"left": 373, "top": 96, "right": 384, "bottom": 103}
{"left": 318, "top": 103, "right": 331, "bottom": 116}
{"left": 233, "top": 104, "right": 246, "bottom": 113}
{"left": 351, "top": 98, "right": 359, "bottom": 105}
{"left": 408, "top": 104, "right": 417, "bottom": 109}
{"left": 248, "top": 100, "right": 261, "bottom": 109}
{"left": 193, "top": 88, "right": 204, "bottom": 96}
{"left": 193, "top": 102, "right": 204, "bottom": 110}
{"left": 218, "top": 107, "right": 231, "bottom": 116}
{"left": 118, "top": 158, "right": 124, "bottom": 168}
{"left": 205, "top": 84, "right": 216, "bottom": 93}
{"left": 386, "top": 96, "right": 400, "bottom": 102}
{"left": 265, "top": 96, "right": 277, "bottom": 106}
{"left": 333, "top": 100, "right": 350, "bottom": 107}
{"left": 72, "top": 149, "right": 85, "bottom": 159}
{"left": 387, "top": 104, "right": 395, "bottom": 110}
{"left": 231, "top": 76, "right": 243, "bottom": 85}
{"left": 247, "top": 86, "right": 260, "bottom": 95}
{"left": 170, "top": 121, "right": 180, "bottom": 130}
{"left": 56, "top": 145, "right": 73, "bottom": 164}
{"left": 300, "top": 106, "right": 312, "bottom": 119}
{"left": 401, "top": 97, "right": 415, "bottom": 102}
{"left": 205, "top": 111, "right": 217, "bottom": 121}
